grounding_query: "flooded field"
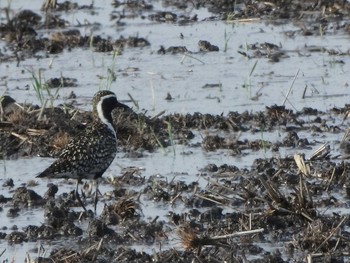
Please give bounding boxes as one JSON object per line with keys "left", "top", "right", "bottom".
{"left": 1, "top": 0, "right": 350, "bottom": 262}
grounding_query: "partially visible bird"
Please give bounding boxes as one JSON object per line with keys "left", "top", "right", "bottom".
{"left": 37, "top": 90, "right": 128, "bottom": 211}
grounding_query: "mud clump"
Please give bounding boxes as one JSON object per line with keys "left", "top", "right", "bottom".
{"left": 198, "top": 40, "right": 219, "bottom": 52}
{"left": 12, "top": 187, "right": 44, "bottom": 207}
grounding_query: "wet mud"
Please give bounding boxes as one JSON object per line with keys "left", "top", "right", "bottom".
{"left": 1, "top": 89, "right": 350, "bottom": 262}
{"left": 2, "top": 0, "right": 350, "bottom": 262}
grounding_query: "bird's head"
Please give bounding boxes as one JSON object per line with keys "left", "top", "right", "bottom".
{"left": 92, "top": 90, "right": 129, "bottom": 129}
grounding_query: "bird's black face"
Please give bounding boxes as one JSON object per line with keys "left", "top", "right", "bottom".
{"left": 94, "top": 91, "right": 118, "bottom": 125}
{"left": 100, "top": 95, "right": 119, "bottom": 123}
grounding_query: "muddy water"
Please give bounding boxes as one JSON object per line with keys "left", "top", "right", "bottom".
{"left": 1, "top": 0, "right": 350, "bottom": 262}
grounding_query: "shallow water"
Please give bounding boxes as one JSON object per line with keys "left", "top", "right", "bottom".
{"left": 1, "top": 0, "right": 350, "bottom": 262}
{"left": 2, "top": 1, "right": 350, "bottom": 114}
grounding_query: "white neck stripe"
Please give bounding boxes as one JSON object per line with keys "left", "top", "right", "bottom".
{"left": 96, "top": 94, "right": 116, "bottom": 138}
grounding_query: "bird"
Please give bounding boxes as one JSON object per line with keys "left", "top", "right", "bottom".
{"left": 37, "top": 90, "right": 128, "bottom": 212}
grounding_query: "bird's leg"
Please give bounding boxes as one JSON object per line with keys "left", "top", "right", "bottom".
{"left": 75, "top": 179, "right": 86, "bottom": 211}
{"left": 94, "top": 179, "right": 100, "bottom": 213}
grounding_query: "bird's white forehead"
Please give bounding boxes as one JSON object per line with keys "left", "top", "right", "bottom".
{"left": 99, "top": 94, "right": 116, "bottom": 100}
